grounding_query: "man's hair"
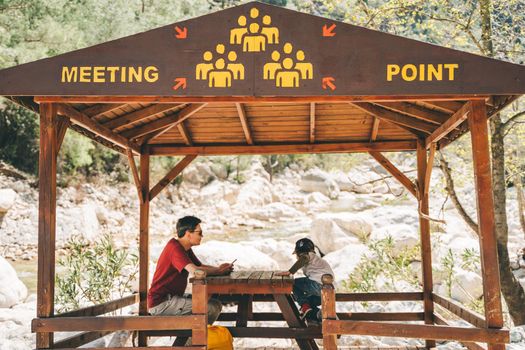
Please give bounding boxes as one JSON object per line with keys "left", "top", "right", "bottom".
{"left": 176, "top": 216, "right": 202, "bottom": 238}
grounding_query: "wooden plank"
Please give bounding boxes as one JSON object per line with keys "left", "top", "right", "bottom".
{"left": 149, "top": 155, "right": 197, "bottom": 200}
{"left": 138, "top": 150, "right": 150, "bottom": 347}
{"left": 236, "top": 103, "right": 254, "bottom": 145}
{"left": 231, "top": 270, "right": 253, "bottom": 284}
{"left": 121, "top": 103, "right": 206, "bottom": 139}
{"left": 191, "top": 272, "right": 207, "bottom": 346}
{"left": 434, "top": 313, "right": 488, "bottom": 350}
{"left": 374, "top": 102, "right": 449, "bottom": 124}
{"left": 425, "top": 101, "right": 471, "bottom": 148}
{"left": 339, "top": 312, "right": 425, "bottom": 321}
{"left": 468, "top": 100, "right": 504, "bottom": 330}
{"left": 56, "top": 294, "right": 139, "bottom": 318}
{"left": 248, "top": 271, "right": 264, "bottom": 285}
{"left": 32, "top": 315, "right": 206, "bottom": 332}
{"left": 433, "top": 293, "right": 486, "bottom": 328}
{"left": 126, "top": 149, "right": 143, "bottom": 203}
{"left": 206, "top": 283, "right": 291, "bottom": 295}
{"left": 275, "top": 294, "right": 318, "bottom": 350}
{"left": 55, "top": 115, "right": 71, "bottom": 155}
{"left": 34, "top": 95, "right": 490, "bottom": 104}
{"left": 52, "top": 330, "right": 113, "bottom": 349}
{"left": 37, "top": 103, "right": 57, "bottom": 349}
{"left": 102, "top": 103, "right": 181, "bottom": 130}
{"left": 417, "top": 140, "right": 435, "bottom": 349}
{"left": 336, "top": 292, "right": 423, "bottom": 302}
{"left": 56, "top": 103, "right": 140, "bottom": 153}
{"left": 81, "top": 103, "right": 127, "bottom": 119}
{"left": 322, "top": 320, "right": 509, "bottom": 343}
{"left": 176, "top": 121, "right": 193, "bottom": 146}
{"left": 322, "top": 275, "right": 337, "bottom": 350}
{"left": 50, "top": 347, "right": 205, "bottom": 350}
{"left": 259, "top": 271, "right": 274, "bottom": 284}
{"left": 424, "top": 143, "right": 436, "bottom": 195}
{"left": 351, "top": 102, "right": 436, "bottom": 134}
{"left": 310, "top": 102, "right": 316, "bottom": 143}
{"left": 419, "top": 101, "right": 465, "bottom": 114}
{"left": 236, "top": 295, "right": 252, "bottom": 327}
{"left": 369, "top": 151, "right": 418, "bottom": 197}
{"left": 370, "top": 117, "right": 380, "bottom": 142}
{"left": 150, "top": 141, "right": 417, "bottom": 156}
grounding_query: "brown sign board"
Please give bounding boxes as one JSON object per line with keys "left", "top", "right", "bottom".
{"left": 0, "top": 1, "right": 524, "bottom": 97}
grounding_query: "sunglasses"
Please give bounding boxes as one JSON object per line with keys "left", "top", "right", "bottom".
{"left": 191, "top": 229, "right": 203, "bottom": 237}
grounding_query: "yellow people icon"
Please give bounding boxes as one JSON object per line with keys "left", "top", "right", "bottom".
{"left": 283, "top": 42, "right": 293, "bottom": 54}
{"left": 276, "top": 58, "right": 300, "bottom": 88}
{"left": 227, "top": 51, "right": 244, "bottom": 80}
{"left": 230, "top": 16, "right": 248, "bottom": 45}
{"left": 261, "top": 15, "right": 279, "bottom": 44}
{"left": 250, "top": 7, "right": 259, "bottom": 19}
{"left": 196, "top": 51, "right": 214, "bottom": 80}
{"left": 208, "top": 58, "right": 232, "bottom": 88}
{"left": 295, "top": 50, "right": 313, "bottom": 79}
{"left": 216, "top": 44, "right": 225, "bottom": 54}
{"left": 243, "top": 23, "right": 266, "bottom": 52}
{"left": 263, "top": 50, "right": 281, "bottom": 80}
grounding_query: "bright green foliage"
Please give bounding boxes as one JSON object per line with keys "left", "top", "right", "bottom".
{"left": 343, "top": 236, "right": 421, "bottom": 293}
{"left": 55, "top": 234, "right": 138, "bottom": 313}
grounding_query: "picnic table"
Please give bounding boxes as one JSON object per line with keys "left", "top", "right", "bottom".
{"left": 191, "top": 270, "right": 320, "bottom": 350}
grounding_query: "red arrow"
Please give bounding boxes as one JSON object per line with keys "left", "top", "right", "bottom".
{"left": 174, "top": 26, "right": 187, "bottom": 39}
{"left": 322, "top": 23, "right": 336, "bottom": 37}
{"left": 173, "top": 78, "right": 187, "bottom": 90}
{"left": 322, "top": 77, "right": 336, "bottom": 91}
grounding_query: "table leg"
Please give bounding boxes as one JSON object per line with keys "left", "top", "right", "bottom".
{"left": 274, "top": 294, "right": 319, "bottom": 350}
{"left": 172, "top": 336, "right": 189, "bottom": 346}
{"left": 237, "top": 295, "right": 253, "bottom": 327}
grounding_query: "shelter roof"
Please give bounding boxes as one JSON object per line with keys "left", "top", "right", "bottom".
{"left": 1, "top": 2, "right": 524, "bottom": 154}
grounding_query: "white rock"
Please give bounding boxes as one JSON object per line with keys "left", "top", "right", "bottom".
{"left": 300, "top": 168, "right": 340, "bottom": 199}
{"left": 246, "top": 239, "right": 296, "bottom": 270}
{"left": 451, "top": 269, "right": 483, "bottom": 304}
{"left": 371, "top": 224, "right": 419, "bottom": 256}
{"left": 246, "top": 202, "right": 304, "bottom": 221}
{"left": 183, "top": 162, "right": 215, "bottom": 186}
{"left": 193, "top": 240, "right": 279, "bottom": 270}
{"left": 57, "top": 203, "right": 100, "bottom": 242}
{"left": 0, "top": 257, "right": 27, "bottom": 308}
{"left": 0, "top": 189, "right": 17, "bottom": 213}
{"left": 233, "top": 177, "right": 273, "bottom": 209}
{"left": 332, "top": 171, "right": 354, "bottom": 192}
{"left": 313, "top": 212, "right": 373, "bottom": 242}
{"left": 309, "top": 216, "right": 361, "bottom": 254}
{"left": 210, "top": 163, "right": 228, "bottom": 180}
{"left": 324, "top": 244, "right": 370, "bottom": 284}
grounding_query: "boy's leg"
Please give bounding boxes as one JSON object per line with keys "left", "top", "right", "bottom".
{"left": 293, "top": 277, "right": 312, "bottom": 306}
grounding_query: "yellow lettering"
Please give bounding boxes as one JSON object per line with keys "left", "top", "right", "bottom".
{"left": 419, "top": 64, "right": 425, "bottom": 81}
{"left": 386, "top": 64, "right": 400, "bottom": 81}
{"left": 128, "top": 67, "right": 142, "bottom": 82}
{"left": 401, "top": 64, "right": 417, "bottom": 81}
{"left": 106, "top": 67, "right": 119, "bottom": 82}
{"left": 79, "top": 67, "right": 91, "bottom": 82}
{"left": 427, "top": 64, "right": 442, "bottom": 81}
{"left": 120, "top": 67, "right": 127, "bottom": 83}
{"left": 61, "top": 67, "right": 78, "bottom": 83}
{"left": 93, "top": 66, "right": 105, "bottom": 83}
{"left": 444, "top": 63, "right": 458, "bottom": 80}
{"left": 144, "top": 66, "right": 159, "bottom": 82}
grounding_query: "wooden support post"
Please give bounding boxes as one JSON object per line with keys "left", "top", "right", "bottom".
{"left": 468, "top": 100, "right": 504, "bottom": 350}
{"left": 137, "top": 148, "right": 150, "bottom": 347}
{"left": 416, "top": 140, "right": 436, "bottom": 349}
{"left": 192, "top": 270, "right": 208, "bottom": 346}
{"left": 321, "top": 274, "right": 337, "bottom": 350}
{"left": 369, "top": 151, "right": 418, "bottom": 197}
{"left": 36, "top": 103, "right": 58, "bottom": 349}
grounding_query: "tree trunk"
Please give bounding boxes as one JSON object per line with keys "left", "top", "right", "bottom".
{"left": 479, "top": 0, "right": 525, "bottom": 325}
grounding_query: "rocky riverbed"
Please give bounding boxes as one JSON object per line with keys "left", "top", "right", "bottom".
{"left": 1, "top": 158, "right": 524, "bottom": 349}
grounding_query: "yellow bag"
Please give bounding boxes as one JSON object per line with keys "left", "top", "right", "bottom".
{"left": 207, "top": 325, "right": 233, "bottom": 350}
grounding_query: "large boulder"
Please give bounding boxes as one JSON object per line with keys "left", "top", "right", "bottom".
{"left": 0, "top": 189, "right": 16, "bottom": 213}
{"left": 193, "top": 241, "right": 279, "bottom": 270}
{"left": 246, "top": 239, "right": 296, "bottom": 270}
{"left": 300, "top": 168, "right": 340, "bottom": 199}
{"left": 371, "top": 224, "right": 420, "bottom": 257}
{"left": 57, "top": 203, "right": 100, "bottom": 242}
{"left": 0, "top": 257, "right": 27, "bottom": 308}
{"left": 451, "top": 269, "right": 483, "bottom": 304}
{"left": 233, "top": 177, "right": 273, "bottom": 209}
{"left": 183, "top": 162, "right": 216, "bottom": 186}
{"left": 309, "top": 216, "right": 361, "bottom": 254}
{"left": 246, "top": 202, "right": 304, "bottom": 221}
{"left": 324, "top": 244, "right": 370, "bottom": 284}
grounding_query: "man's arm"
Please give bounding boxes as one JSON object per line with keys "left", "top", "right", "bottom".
{"left": 184, "top": 263, "right": 233, "bottom": 276}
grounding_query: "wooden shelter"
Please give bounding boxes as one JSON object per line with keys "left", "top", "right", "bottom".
{"left": 1, "top": 2, "right": 524, "bottom": 349}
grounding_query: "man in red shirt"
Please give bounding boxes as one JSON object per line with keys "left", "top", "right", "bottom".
{"left": 148, "top": 216, "right": 233, "bottom": 323}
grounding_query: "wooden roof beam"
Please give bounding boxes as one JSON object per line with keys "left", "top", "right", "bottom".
{"left": 309, "top": 102, "right": 315, "bottom": 144}
{"left": 350, "top": 102, "right": 435, "bottom": 136}
{"left": 369, "top": 117, "right": 380, "bottom": 142}
{"left": 126, "top": 149, "right": 143, "bottom": 203}
{"left": 418, "top": 101, "right": 465, "bottom": 114}
{"left": 56, "top": 104, "right": 140, "bottom": 154}
{"left": 235, "top": 103, "right": 253, "bottom": 145}
{"left": 56, "top": 115, "right": 71, "bottom": 156}
{"left": 373, "top": 102, "right": 450, "bottom": 124}
{"left": 425, "top": 101, "right": 471, "bottom": 148}
{"left": 149, "top": 141, "right": 417, "bottom": 156}
{"left": 150, "top": 155, "right": 197, "bottom": 200}
{"left": 103, "top": 103, "right": 182, "bottom": 130}
{"left": 369, "top": 151, "right": 418, "bottom": 198}
{"left": 121, "top": 103, "right": 207, "bottom": 140}
{"left": 177, "top": 122, "right": 193, "bottom": 146}
{"left": 81, "top": 103, "right": 127, "bottom": 120}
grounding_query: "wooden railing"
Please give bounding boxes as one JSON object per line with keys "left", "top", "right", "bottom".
{"left": 321, "top": 275, "right": 509, "bottom": 350}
